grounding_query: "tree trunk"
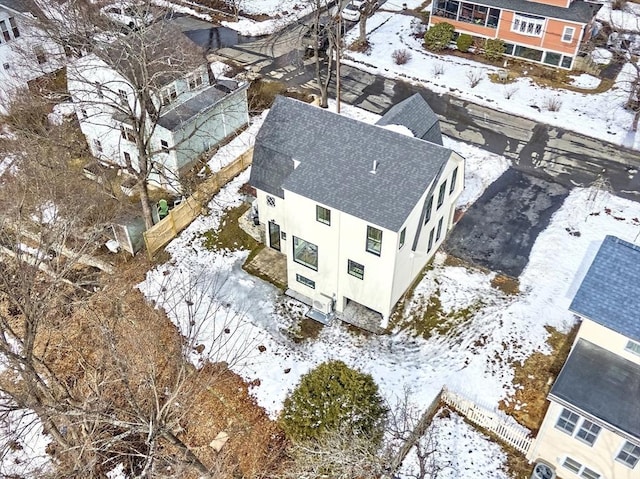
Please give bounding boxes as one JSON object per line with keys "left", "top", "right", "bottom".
{"left": 359, "top": 16, "right": 367, "bottom": 44}
{"left": 139, "top": 182, "right": 154, "bottom": 230}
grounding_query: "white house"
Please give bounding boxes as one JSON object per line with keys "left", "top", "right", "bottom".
{"left": 528, "top": 235, "right": 640, "bottom": 479}
{"left": 67, "top": 22, "right": 250, "bottom": 191}
{"left": 249, "top": 94, "right": 464, "bottom": 330}
{"left": 0, "top": 0, "right": 63, "bottom": 112}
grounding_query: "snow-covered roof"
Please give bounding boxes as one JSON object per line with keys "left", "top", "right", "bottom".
{"left": 569, "top": 235, "right": 640, "bottom": 342}
{"left": 549, "top": 339, "right": 640, "bottom": 439}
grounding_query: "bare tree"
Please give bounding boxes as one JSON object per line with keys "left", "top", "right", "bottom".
{"left": 356, "top": 0, "right": 377, "bottom": 46}
{"left": 302, "top": 0, "right": 341, "bottom": 108}
{"left": 20, "top": 0, "right": 249, "bottom": 229}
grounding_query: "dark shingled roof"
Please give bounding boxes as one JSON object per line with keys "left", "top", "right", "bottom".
{"left": 569, "top": 235, "right": 640, "bottom": 342}
{"left": 376, "top": 93, "right": 442, "bottom": 145}
{"left": 250, "top": 96, "right": 453, "bottom": 232}
{"left": 550, "top": 339, "right": 640, "bottom": 439}
{"left": 158, "top": 83, "right": 235, "bottom": 131}
{"left": 0, "top": 0, "right": 36, "bottom": 15}
{"left": 468, "top": 0, "right": 600, "bottom": 24}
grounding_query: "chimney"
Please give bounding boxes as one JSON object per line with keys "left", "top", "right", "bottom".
{"left": 370, "top": 160, "right": 378, "bottom": 174}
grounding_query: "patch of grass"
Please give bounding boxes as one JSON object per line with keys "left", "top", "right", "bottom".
{"left": 395, "top": 290, "right": 485, "bottom": 340}
{"left": 290, "top": 318, "right": 324, "bottom": 343}
{"left": 499, "top": 324, "right": 579, "bottom": 433}
{"left": 200, "top": 203, "right": 259, "bottom": 252}
{"left": 491, "top": 274, "right": 520, "bottom": 295}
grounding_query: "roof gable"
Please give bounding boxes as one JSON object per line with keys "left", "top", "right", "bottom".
{"left": 250, "top": 96, "right": 454, "bottom": 231}
{"left": 550, "top": 339, "right": 640, "bottom": 439}
{"left": 569, "top": 235, "right": 640, "bottom": 342}
{"left": 376, "top": 93, "right": 442, "bottom": 145}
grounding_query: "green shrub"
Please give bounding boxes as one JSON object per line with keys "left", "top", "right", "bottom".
{"left": 424, "top": 22, "right": 455, "bottom": 51}
{"left": 456, "top": 34, "right": 473, "bottom": 53}
{"left": 483, "top": 38, "right": 505, "bottom": 61}
{"left": 280, "top": 360, "right": 387, "bottom": 442}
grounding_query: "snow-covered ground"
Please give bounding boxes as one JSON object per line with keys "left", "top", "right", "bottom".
{"left": 139, "top": 102, "right": 640, "bottom": 476}
{"left": 341, "top": 12, "right": 640, "bottom": 149}
{"left": 218, "top": 0, "right": 640, "bottom": 150}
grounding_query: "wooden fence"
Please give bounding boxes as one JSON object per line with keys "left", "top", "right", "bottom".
{"left": 143, "top": 148, "right": 253, "bottom": 258}
{"left": 441, "top": 386, "right": 533, "bottom": 455}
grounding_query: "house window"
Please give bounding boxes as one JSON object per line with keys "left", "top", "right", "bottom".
{"left": 449, "top": 167, "right": 458, "bottom": 194}
{"left": 94, "top": 82, "right": 104, "bottom": 99}
{"left": 562, "top": 458, "right": 601, "bottom": 479}
{"left": 399, "top": 228, "right": 406, "bottom": 249}
{"left": 437, "top": 182, "right": 447, "bottom": 208}
{"left": 366, "top": 226, "right": 382, "bottom": 256}
{"left": 424, "top": 195, "right": 434, "bottom": 224}
{"left": 435, "top": 217, "right": 444, "bottom": 241}
{"left": 427, "top": 228, "right": 435, "bottom": 252}
{"left": 617, "top": 441, "right": 640, "bottom": 468}
{"left": 80, "top": 109, "right": 88, "bottom": 119}
{"left": 556, "top": 408, "right": 579, "bottom": 434}
{"left": 0, "top": 19, "right": 11, "bottom": 42}
{"left": 160, "top": 139, "right": 169, "bottom": 153}
{"left": 93, "top": 139, "right": 103, "bottom": 154}
{"left": 296, "top": 274, "right": 315, "bottom": 289}
{"left": 188, "top": 73, "right": 204, "bottom": 90}
{"left": 562, "top": 26, "right": 575, "bottom": 43}
{"left": 9, "top": 17, "right": 19, "bottom": 38}
{"left": 512, "top": 14, "right": 545, "bottom": 37}
{"left": 625, "top": 339, "right": 640, "bottom": 356}
{"left": 34, "top": 47, "right": 47, "bottom": 65}
{"left": 563, "top": 457, "right": 581, "bottom": 474}
{"left": 293, "top": 236, "right": 318, "bottom": 271}
{"left": 348, "top": 260, "right": 364, "bottom": 280}
{"left": 120, "top": 125, "right": 135, "bottom": 142}
{"left": 2, "top": 63, "right": 9, "bottom": 70}
{"left": 316, "top": 205, "right": 331, "bottom": 225}
{"left": 266, "top": 195, "right": 276, "bottom": 207}
{"left": 576, "top": 419, "right": 601, "bottom": 446}
{"left": 118, "top": 89, "right": 128, "bottom": 105}
{"left": 123, "top": 151, "right": 131, "bottom": 164}
{"left": 160, "top": 85, "right": 177, "bottom": 106}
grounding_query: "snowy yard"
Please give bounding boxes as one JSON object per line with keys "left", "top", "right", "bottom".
{"left": 139, "top": 103, "right": 640, "bottom": 477}
{"left": 216, "top": 0, "right": 640, "bottom": 150}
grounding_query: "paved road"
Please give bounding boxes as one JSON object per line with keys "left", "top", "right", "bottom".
{"left": 217, "top": 33, "right": 640, "bottom": 200}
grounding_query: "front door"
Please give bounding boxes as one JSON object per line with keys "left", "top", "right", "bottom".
{"left": 268, "top": 221, "right": 281, "bottom": 251}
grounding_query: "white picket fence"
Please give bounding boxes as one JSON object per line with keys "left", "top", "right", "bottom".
{"left": 441, "top": 386, "right": 534, "bottom": 455}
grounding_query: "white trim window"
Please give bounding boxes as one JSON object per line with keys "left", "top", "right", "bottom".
{"left": 160, "top": 85, "right": 177, "bottom": 106}
{"left": 555, "top": 408, "right": 601, "bottom": 446}
{"left": 187, "top": 72, "right": 205, "bottom": 90}
{"left": 512, "top": 13, "right": 545, "bottom": 37}
{"left": 562, "top": 457, "right": 601, "bottom": 479}
{"left": 562, "top": 26, "right": 575, "bottom": 43}
{"left": 293, "top": 236, "right": 318, "bottom": 271}
{"left": 617, "top": 441, "right": 640, "bottom": 468}
{"left": 625, "top": 339, "right": 640, "bottom": 356}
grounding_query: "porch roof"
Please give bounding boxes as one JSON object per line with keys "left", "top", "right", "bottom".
{"left": 457, "top": 0, "right": 600, "bottom": 24}
{"left": 549, "top": 339, "right": 640, "bottom": 439}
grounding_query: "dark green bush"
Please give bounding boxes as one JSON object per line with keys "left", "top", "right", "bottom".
{"left": 424, "top": 22, "right": 455, "bottom": 51}
{"left": 456, "top": 34, "right": 473, "bottom": 53}
{"left": 280, "top": 360, "right": 387, "bottom": 442}
{"left": 483, "top": 38, "right": 506, "bottom": 61}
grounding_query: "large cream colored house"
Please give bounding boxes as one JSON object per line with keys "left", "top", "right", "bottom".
{"left": 528, "top": 235, "right": 640, "bottom": 479}
{"left": 249, "top": 94, "right": 464, "bottom": 330}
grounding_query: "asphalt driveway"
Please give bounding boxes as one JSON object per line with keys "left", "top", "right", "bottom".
{"left": 445, "top": 169, "right": 569, "bottom": 277}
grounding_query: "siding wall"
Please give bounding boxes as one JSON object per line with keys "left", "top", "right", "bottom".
{"left": 576, "top": 319, "right": 640, "bottom": 365}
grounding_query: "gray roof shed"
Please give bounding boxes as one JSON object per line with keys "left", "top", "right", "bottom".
{"left": 250, "top": 96, "right": 453, "bottom": 232}
{"left": 549, "top": 339, "right": 640, "bottom": 439}
{"left": 376, "top": 93, "right": 442, "bottom": 145}
{"left": 569, "top": 235, "right": 640, "bottom": 342}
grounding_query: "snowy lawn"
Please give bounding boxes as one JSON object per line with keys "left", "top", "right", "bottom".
{"left": 139, "top": 105, "right": 640, "bottom": 478}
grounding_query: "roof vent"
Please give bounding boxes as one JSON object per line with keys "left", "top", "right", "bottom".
{"left": 370, "top": 160, "right": 378, "bottom": 174}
